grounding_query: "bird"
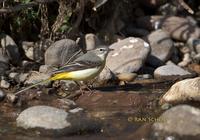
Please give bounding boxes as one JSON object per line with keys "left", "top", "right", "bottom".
{"left": 15, "top": 46, "right": 112, "bottom": 96}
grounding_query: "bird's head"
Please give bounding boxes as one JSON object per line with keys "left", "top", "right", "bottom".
{"left": 94, "top": 46, "right": 113, "bottom": 60}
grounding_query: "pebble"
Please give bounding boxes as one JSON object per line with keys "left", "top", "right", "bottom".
{"left": 6, "top": 93, "right": 18, "bottom": 103}
{"left": 160, "top": 77, "right": 200, "bottom": 104}
{"left": 39, "top": 65, "right": 57, "bottom": 73}
{"left": 153, "top": 105, "right": 200, "bottom": 137}
{"left": 0, "top": 79, "right": 10, "bottom": 89}
{"left": 9, "top": 72, "right": 18, "bottom": 79}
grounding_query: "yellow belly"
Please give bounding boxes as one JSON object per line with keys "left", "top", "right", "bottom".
{"left": 50, "top": 67, "right": 103, "bottom": 81}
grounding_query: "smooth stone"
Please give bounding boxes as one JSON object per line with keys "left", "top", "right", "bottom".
{"left": 161, "top": 16, "right": 200, "bottom": 41}
{"left": 146, "top": 29, "right": 174, "bottom": 67}
{"left": 106, "top": 37, "right": 150, "bottom": 74}
{"left": 0, "top": 34, "right": 21, "bottom": 65}
{"left": 153, "top": 105, "right": 200, "bottom": 137}
{"left": 45, "top": 39, "right": 80, "bottom": 66}
{"left": 17, "top": 106, "right": 101, "bottom": 135}
{"left": 160, "top": 77, "right": 200, "bottom": 104}
{"left": 154, "top": 64, "right": 192, "bottom": 79}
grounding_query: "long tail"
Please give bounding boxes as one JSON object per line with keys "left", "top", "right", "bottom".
{"left": 14, "top": 78, "right": 51, "bottom": 96}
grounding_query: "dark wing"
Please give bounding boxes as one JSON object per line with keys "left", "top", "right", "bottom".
{"left": 51, "top": 60, "right": 102, "bottom": 75}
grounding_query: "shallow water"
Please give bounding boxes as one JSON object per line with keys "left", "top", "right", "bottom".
{"left": 0, "top": 79, "right": 177, "bottom": 140}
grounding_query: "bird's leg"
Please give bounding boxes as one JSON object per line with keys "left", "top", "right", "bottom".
{"left": 74, "top": 81, "right": 94, "bottom": 95}
{"left": 74, "top": 81, "right": 85, "bottom": 95}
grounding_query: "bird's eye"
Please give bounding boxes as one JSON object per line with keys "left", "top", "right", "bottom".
{"left": 99, "top": 48, "right": 104, "bottom": 51}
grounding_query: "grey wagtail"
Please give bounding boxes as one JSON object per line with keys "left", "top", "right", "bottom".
{"left": 15, "top": 46, "right": 112, "bottom": 95}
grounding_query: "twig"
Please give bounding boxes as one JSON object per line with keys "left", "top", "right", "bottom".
{"left": 177, "top": 0, "right": 194, "bottom": 14}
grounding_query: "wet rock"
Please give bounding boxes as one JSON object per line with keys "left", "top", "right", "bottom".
{"left": 153, "top": 105, "right": 200, "bottom": 137}
{"left": 45, "top": 39, "right": 81, "bottom": 66}
{"left": 0, "top": 34, "right": 21, "bottom": 65}
{"left": 160, "top": 77, "right": 200, "bottom": 104}
{"left": 161, "top": 16, "right": 200, "bottom": 41}
{"left": 17, "top": 106, "right": 101, "bottom": 135}
{"left": 0, "top": 89, "right": 5, "bottom": 101}
{"left": 154, "top": 64, "right": 192, "bottom": 80}
{"left": 146, "top": 29, "right": 174, "bottom": 67}
{"left": 0, "top": 79, "right": 10, "bottom": 89}
{"left": 106, "top": 37, "right": 150, "bottom": 74}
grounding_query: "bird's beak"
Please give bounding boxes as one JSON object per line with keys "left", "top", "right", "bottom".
{"left": 108, "top": 48, "right": 114, "bottom": 51}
